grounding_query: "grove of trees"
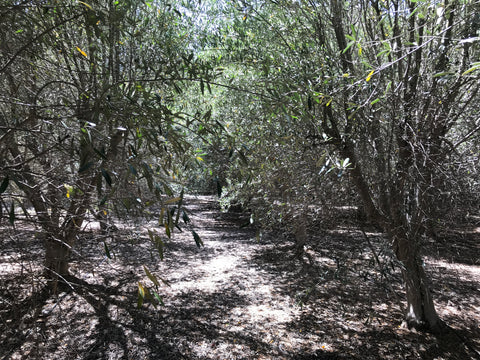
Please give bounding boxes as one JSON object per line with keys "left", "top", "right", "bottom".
{"left": 1, "top": 0, "right": 479, "bottom": 342}
{"left": 201, "top": 0, "right": 480, "bottom": 332}
{"left": 1, "top": 0, "right": 219, "bottom": 290}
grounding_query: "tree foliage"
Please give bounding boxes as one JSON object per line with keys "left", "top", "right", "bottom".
{"left": 1, "top": 0, "right": 480, "bottom": 334}
{"left": 0, "top": 0, "right": 215, "bottom": 292}
{"left": 204, "top": 0, "right": 480, "bottom": 332}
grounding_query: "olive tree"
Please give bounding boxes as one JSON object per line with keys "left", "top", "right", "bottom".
{"left": 0, "top": 0, "right": 213, "bottom": 291}
{"left": 215, "top": 0, "right": 480, "bottom": 332}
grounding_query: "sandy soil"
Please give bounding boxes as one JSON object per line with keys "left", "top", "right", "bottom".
{"left": 0, "top": 195, "right": 479, "bottom": 359}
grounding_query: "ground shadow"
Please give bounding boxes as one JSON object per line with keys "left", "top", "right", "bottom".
{"left": 1, "top": 195, "right": 479, "bottom": 359}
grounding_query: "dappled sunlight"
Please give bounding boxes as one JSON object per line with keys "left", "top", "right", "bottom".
{"left": 427, "top": 258, "right": 480, "bottom": 279}
{"left": 1, "top": 196, "right": 479, "bottom": 359}
{"left": 242, "top": 303, "right": 296, "bottom": 324}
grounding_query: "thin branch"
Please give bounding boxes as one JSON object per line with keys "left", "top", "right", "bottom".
{"left": 0, "top": 12, "right": 83, "bottom": 74}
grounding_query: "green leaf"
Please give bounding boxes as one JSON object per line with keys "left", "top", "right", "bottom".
{"left": 101, "top": 168, "right": 112, "bottom": 187}
{"left": 200, "top": 80, "right": 205, "bottom": 95}
{"left": 163, "top": 183, "right": 173, "bottom": 196}
{"left": 143, "top": 265, "right": 160, "bottom": 288}
{"left": 164, "top": 197, "right": 182, "bottom": 205}
{"left": 104, "top": 241, "right": 112, "bottom": 259}
{"left": 216, "top": 178, "right": 222, "bottom": 197}
{"left": 165, "top": 223, "right": 171, "bottom": 238}
{"left": 239, "top": 220, "right": 251, "bottom": 228}
{"left": 384, "top": 81, "right": 392, "bottom": 95}
{"left": 316, "top": 153, "right": 327, "bottom": 168}
{"left": 182, "top": 210, "right": 190, "bottom": 224}
{"left": 148, "top": 229, "right": 155, "bottom": 242}
{"left": 174, "top": 189, "right": 184, "bottom": 226}
{"left": 152, "top": 290, "right": 165, "bottom": 306}
{"left": 462, "top": 62, "right": 480, "bottom": 76}
{"left": 192, "top": 230, "right": 203, "bottom": 248}
{"left": 9, "top": 202, "right": 15, "bottom": 225}
{"left": 342, "top": 41, "right": 355, "bottom": 54}
{"left": 155, "top": 235, "right": 164, "bottom": 260}
{"left": 407, "top": 5, "right": 421, "bottom": 19}
{"left": 93, "top": 147, "right": 107, "bottom": 160}
{"left": 0, "top": 176, "right": 9, "bottom": 194}
{"left": 376, "top": 49, "right": 391, "bottom": 58}
{"left": 203, "top": 109, "right": 212, "bottom": 121}
{"left": 370, "top": 98, "right": 380, "bottom": 105}
{"left": 137, "top": 282, "right": 145, "bottom": 308}
{"left": 433, "top": 71, "right": 453, "bottom": 78}
{"left": 350, "top": 24, "right": 357, "bottom": 40}
{"left": 78, "top": 161, "right": 94, "bottom": 173}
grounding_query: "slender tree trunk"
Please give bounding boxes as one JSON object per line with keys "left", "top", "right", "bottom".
{"left": 44, "top": 233, "right": 74, "bottom": 279}
{"left": 392, "top": 232, "right": 443, "bottom": 332}
{"left": 338, "top": 141, "right": 443, "bottom": 332}
{"left": 43, "top": 207, "right": 87, "bottom": 292}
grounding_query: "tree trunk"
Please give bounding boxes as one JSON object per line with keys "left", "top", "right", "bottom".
{"left": 339, "top": 141, "right": 443, "bottom": 332}
{"left": 44, "top": 233, "right": 75, "bottom": 290}
{"left": 392, "top": 233, "right": 443, "bottom": 332}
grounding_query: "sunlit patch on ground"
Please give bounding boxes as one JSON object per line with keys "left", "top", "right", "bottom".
{"left": 1, "top": 196, "right": 479, "bottom": 359}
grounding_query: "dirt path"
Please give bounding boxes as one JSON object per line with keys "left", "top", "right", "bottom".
{"left": 1, "top": 195, "right": 479, "bottom": 359}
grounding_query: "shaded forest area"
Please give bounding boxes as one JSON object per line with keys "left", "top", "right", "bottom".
{"left": 1, "top": 196, "right": 479, "bottom": 359}
{"left": 1, "top": 0, "right": 480, "bottom": 359}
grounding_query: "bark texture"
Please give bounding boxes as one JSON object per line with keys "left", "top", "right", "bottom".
{"left": 392, "top": 233, "right": 443, "bottom": 332}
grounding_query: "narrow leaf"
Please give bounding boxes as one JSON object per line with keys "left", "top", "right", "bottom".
{"left": 164, "top": 197, "right": 182, "bottom": 205}
{"left": 174, "top": 189, "right": 184, "bottom": 226}
{"left": 155, "top": 235, "right": 164, "bottom": 260}
{"left": 93, "top": 147, "right": 107, "bottom": 160}
{"left": 192, "top": 230, "right": 203, "bottom": 248}
{"left": 216, "top": 178, "right": 222, "bottom": 197}
{"left": 9, "top": 202, "right": 15, "bottom": 225}
{"left": 238, "top": 150, "right": 248, "bottom": 165}
{"left": 152, "top": 290, "right": 165, "bottom": 306}
{"left": 342, "top": 41, "right": 355, "bottom": 54}
{"left": 182, "top": 210, "right": 190, "bottom": 224}
{"left": 137, "top": 282, "right": 145, "bottom": 308}
{"left": 366, "top": 70, "right": 375, "bottom": 82}
{"left": 76, "top": 46, "right": 88, "bottom": 58}
{"left": 104, "top": 242, "right": 112, "bottom": 259}
{"left": 143, "top": 265, "right": 160, "bottom": 288}
{"left": 78, "top": 1, "right": 93, "bottom": 10}
{"left": 101, "top": 168, "right": 112, "bottom": 187}
{"left": 462, "top": 63, "right": 480, "bottom": 76}
{"left": 165, "top": 223, "right": 171, "bottom": 238}
{"left": 0, "top": 176, "right": 9, "bottom": 194}
{"left": 78, "top": 161, "right": 94, "bottom": 173}
{"left": 148, "top": 229, "right": 155, "bottom": 242}
{"left": 159, "top": 207, "right": 165, "bottom": 225}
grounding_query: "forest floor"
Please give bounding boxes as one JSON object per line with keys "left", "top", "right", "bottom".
{"left": 0, "top": 195, "right": 479, "bottom": 360}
